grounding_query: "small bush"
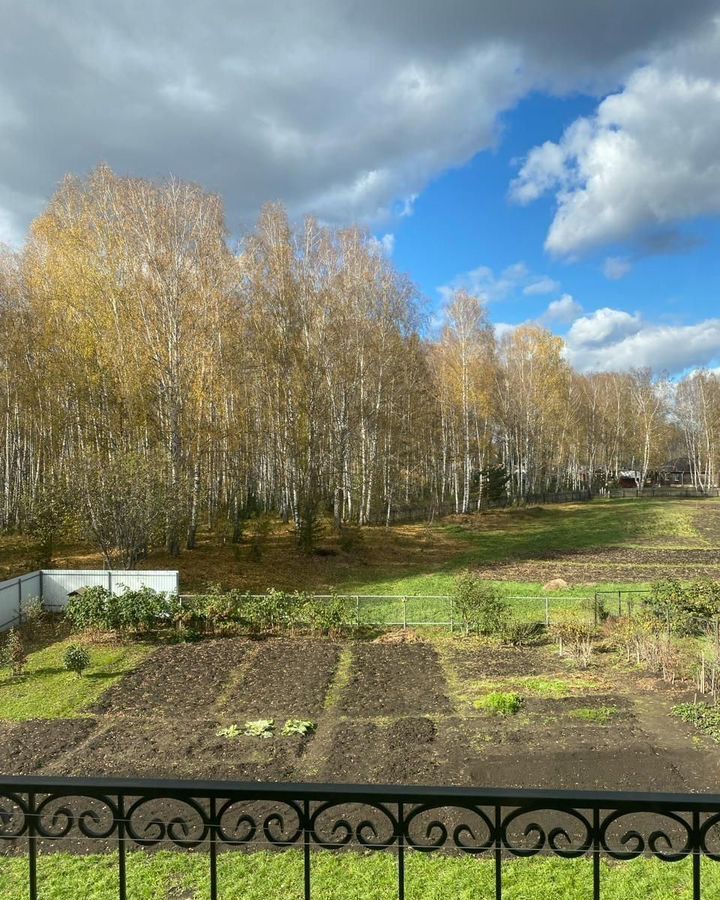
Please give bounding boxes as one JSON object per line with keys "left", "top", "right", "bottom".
{"left": 282, "top": 719, "right": 316, "bottom": 736}
{"left": 553, "top": 622, "right": 596, "bottom": 668}
{"left": 63, "top": 644, "right": 91, "bottom": 676}
{"left": 244, "top": 719, "right": 275, "bottom": 738}
{"left": 452, "top": 572, "right": 508, "bottom": 635}
{"left": 3, "top": 629, "right": 27, "bottom": 678}
{"left": 474, "top": 691, "right": 523, "bottom": 716}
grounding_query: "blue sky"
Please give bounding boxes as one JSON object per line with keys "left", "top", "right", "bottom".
{"left": 387, "top": 88, "right": 720, "bottom": 368}
{"left": 2, "top": 1, "right": 720, "bottom": 374}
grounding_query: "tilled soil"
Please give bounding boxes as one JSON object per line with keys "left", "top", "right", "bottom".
{"left": 93, "top": 637, "right": 253, "bottom": 718}
{"left": 471, "top": 546, "right": 720, "bottom": 583}
{"left": 338, "top": 642, "right": 451, "bottom": 717}
{"left": 3, "top": 636, "right": 720, "bottom": 859}
{"left": 219, "top": 639, "right": 341, "bottom": 720}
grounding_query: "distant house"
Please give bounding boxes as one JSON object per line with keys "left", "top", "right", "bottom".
{"left": 617, "top": 470, "right": 642, "bottom": 488}
{"left": 658, "top": 457, "right": 693, "bottom": 486}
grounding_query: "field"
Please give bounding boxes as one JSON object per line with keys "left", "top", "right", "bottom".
{"left": 3, "top": 496, "right": 720, "bottom": 896}
{"left": 5, "top": 498, "right": 720, "bottom": 601}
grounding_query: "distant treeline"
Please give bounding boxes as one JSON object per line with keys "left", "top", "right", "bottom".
{"left": 1, "top": 166, "right": 718, "bottom": 562}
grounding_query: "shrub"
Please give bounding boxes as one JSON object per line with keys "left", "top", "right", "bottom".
{"left": 65, "top": 585, "right": 178, "bottom": 634}
{"left": 553, "top": 622, "right": 595, "bottom": 668}
{"left": 452, "top": 572, "right": 508, "bottom": 635}
{"left": 3, "top": 629, "right": 27, "bottom": 678}
{"left": 674, "top": 702, "right": 720, "bottom": 742}
{"left": 65, "top": 586, "right": 113, "bottom": 631}
{"left": 304, "top": 594, "right": 354, "bottom": 635}
{"left": 644, "top": 579, "right": 720, "bottom": 636}
{"left": 500, "top": 621, "right": 545, "bottom": 646}
{"left": 63, "top": 644, "right": 91, "bottom": 676}
{"left": 474, "top": 691, "right": 523, "bottom": 716}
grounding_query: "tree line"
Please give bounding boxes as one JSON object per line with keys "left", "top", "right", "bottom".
{"left": 1, "top": 166, "right": 718, "bottom": 563}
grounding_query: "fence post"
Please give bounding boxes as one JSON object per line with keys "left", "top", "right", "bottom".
{"left": 108, "top": 571, "right": 113, "bottom": 595}
{"left": 450, "top": 596, "right": 454, "bottom": 634}
{"left": 402, "top": 596, "right": 407, "bottom": 630}
{"left": 38, "top": 570, "right": 43, "bottom": 605}
{"left": 544, "top": 595, "right": 550, "bottom": 627}
{"left": 356, "top": 596, "right": 360, "bottom": 628}
{"left": 17, "top": 577, "right": 22, "bottom": 627}
{"left": 618, "top": 591, "right": 622, "bottom": 617}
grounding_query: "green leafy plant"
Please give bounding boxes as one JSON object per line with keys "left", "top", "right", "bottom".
{"left": 63, "top": 644, "right": 91, "bottom": 677}
{"left": 65, "top": 585, "right": 179, "bottom": 634}
{"left": 474, "top": 691, "right": 523, "bottom": 716}
{"left": 244, "top": 719, "right": 275, "bottom": 738}
{"left": 452, "top": 572, "right": 508, "bottom": 635}
{"left": 673, "top": 702, "right": 720, "bottom": 742}
{"left": 304, "top": 594, "right": 353, "bottom": 635}
{"left": 216, "top": 724, "right": 241, "bottom": 739}
{"left": 282, "top": 719, "right": 316, "bottom": 736}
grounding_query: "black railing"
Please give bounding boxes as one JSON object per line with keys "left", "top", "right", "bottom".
{"left": 1, "top": 776, "right": 720, "bottom": 898}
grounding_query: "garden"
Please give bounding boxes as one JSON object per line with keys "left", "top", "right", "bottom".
{"left": 1, "top": 575, "right": 720, "bottom": 895}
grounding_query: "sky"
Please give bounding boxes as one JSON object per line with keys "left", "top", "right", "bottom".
{"left": 1, "top": 0, "right": 720, "bottom": 374}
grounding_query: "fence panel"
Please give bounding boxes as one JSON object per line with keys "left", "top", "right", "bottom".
{"left": 0, "top": 571, "right": 42, "bottom": 630}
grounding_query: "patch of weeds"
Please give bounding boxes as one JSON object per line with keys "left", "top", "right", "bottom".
{"left": 673, "top": 703, "right": 720, "bottom": 742}
{"left": 474, "top": 691, "right": 523, "bottom": 716}
{"left": 568, "top": 706, "right": 616, "bottom": 724}
{"left": 282, "top": 719, "right": 316, "bottom": 736}
{"left": 520, "top": 677, "right": 575, "bottom": 699}
{"left": 324, "top": 648, "right": 353, "bottom": 709}
{"left": 244, "top": 719, "right": 275, "bottom": 738}
{"left": 216, "top": 724, "right": 241, "bottom": 739}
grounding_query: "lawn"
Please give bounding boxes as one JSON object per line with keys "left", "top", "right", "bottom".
{"left": 0, "top": 639, "right": 152, "bottom": 720}
{"left": 0, "top": 850, "right": 717, "bottom": 900}
{"left": 4, "top": 498, "right": 718, "bottom": 601}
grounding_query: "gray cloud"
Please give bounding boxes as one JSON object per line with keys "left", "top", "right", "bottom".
{"left": 0, "top": 0, "right": 718, "bottom": 243}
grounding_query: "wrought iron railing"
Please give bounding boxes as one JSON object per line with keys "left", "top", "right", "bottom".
{"left": 1, "top": 776, "right": 719, "bottom": 898}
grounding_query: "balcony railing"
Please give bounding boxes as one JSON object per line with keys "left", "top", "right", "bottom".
{"left": 1, "top": 776, "right": 719, "bottom": 899}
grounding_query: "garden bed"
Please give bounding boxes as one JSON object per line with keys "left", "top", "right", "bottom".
{"left": 337, "top": 642, "right": 451, "bottom": 717}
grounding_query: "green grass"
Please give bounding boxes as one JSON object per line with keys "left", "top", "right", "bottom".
{"left": 1, "top": 850, "right": 718, "bottom": 899}
{"left": 337, "top": 499, "right": 708, "bottom": 597}
{"left": 473, "top": 690, "right": 523, "bottom": 715}
{"left": 463, "top": 674, "right": 597, "bottom": 708}
{"left": 569, "top": 705, "right": 617, "bottom": 724}
{"left": 0, "top": 639, "right": 152, "bottom": 720}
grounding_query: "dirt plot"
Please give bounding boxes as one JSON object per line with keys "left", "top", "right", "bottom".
{"left": 472, "top": 547, "right": 720, "bottom": 583}
{"left": 338, "top": 642, "right": 451, "bottom": 717}
{"left": 4, "top": 635, "right": 720, "bottom": 798}
{"left": 0, "top": 718, "right": 97, "bottom": 775}
{"left": 45, "top": 717, "right": 307, "bottom": 782}
{"left": 93, "top": 637, "right": 253, "bottom": 718}
{"left": 220, "top": 639, "right": 340, "bottom": 720}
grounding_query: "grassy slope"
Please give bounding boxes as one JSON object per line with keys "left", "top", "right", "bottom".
{"left": 1, "top": 498, "right": 715, "bottom": 599}
{"left": 0, "top": 639, "right": 152, "bottom": 720}
{"left": 0, "top": 851, "right": 715, "bottom": 899}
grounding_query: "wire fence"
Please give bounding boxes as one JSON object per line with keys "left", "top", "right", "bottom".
{"left": 180, "top": 592, "right": 596, "bottom": 630}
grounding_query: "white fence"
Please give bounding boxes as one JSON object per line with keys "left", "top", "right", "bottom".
{"left": 0, "top": 569, "right": 179, "bottom": 631}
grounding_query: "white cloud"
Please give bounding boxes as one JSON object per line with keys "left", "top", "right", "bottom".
{"left": 567, "top": 318, "right": 720, "bottom": 373}
{"left": 368, "top": 232, "right": 395, "bottom": 256}
{"left": 0, "top": 2, "right": 717, "bottom": 239}
{"left": 510, "top": 21, "right": 720, "bottom": 255}
{"left": 603, "top": 256, "right": 632, "bottom": 280}
{"left": 567, "top": 307, "right": 643, "bottom": 348}
{"left": 438, "top": 260, "right": 565, "bottom": 306}
{"left": 523, "top": 276, "right": 560, "bottom": 295}
{"left": 542, "top": 294, "right": 582, "bottom": 324}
